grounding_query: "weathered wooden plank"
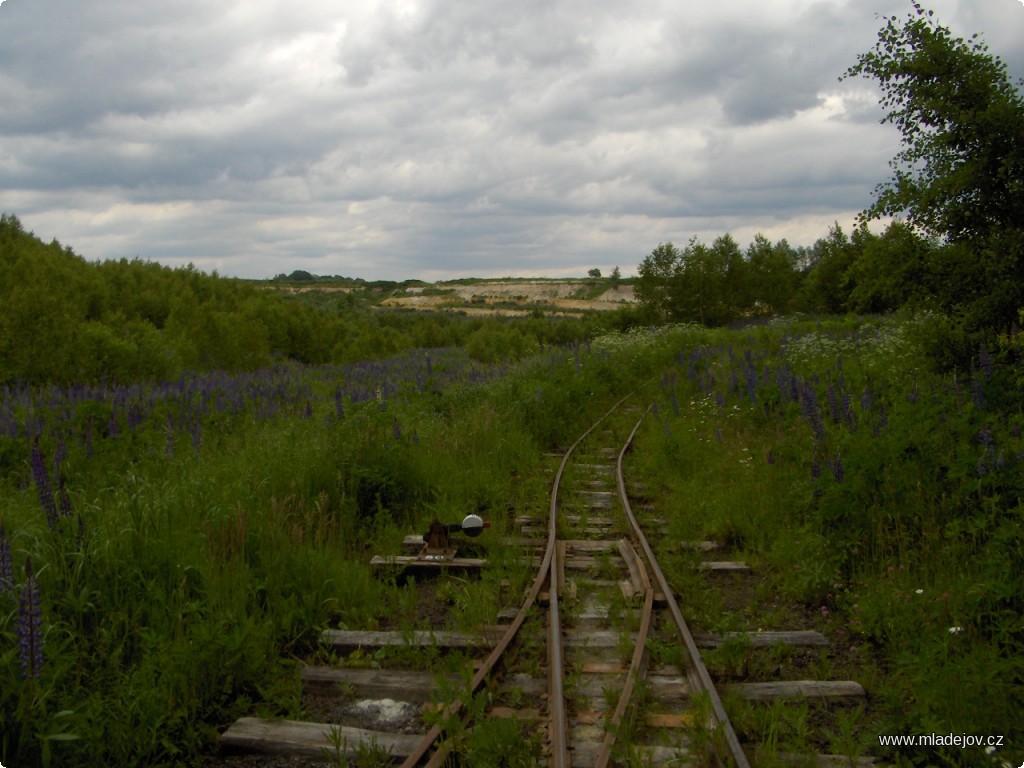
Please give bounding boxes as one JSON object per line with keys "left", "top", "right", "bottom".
{"left": 700, "top": 560, "right": 751, "bottom": 573}
{"left": 724, "top": 680, "right": 866, "bottom": 701}
{"left": 520, "top": 526, "right": 617, "bottom": 537}
{"left": 565, "top": 539, "right": 618, "bottom": 553}
{"left": 573, "top": 711, "right": 693, "bottom": 728}
{"left": 562, "top": 629, "right": 622, "bottom": 648}
{"left": 776, "top": 754, "right": 882, "bottom": 767}
{"left": 644, "top": 674, "right": 691, "bottom": 702}
{"left": 618, "top": 539, "right": 646, "bottom": 595}
{"left": 300, "top": 666, "right": 462, "bottom": 702}
{"left": 522, "top": 555, "right": 607, "bottom": 569}
{"left": 680, "top": 540, "right": 720, "bottom": 551}
{"left": 619, "top": 579, "right": 639, "bottom": 601}
{"left": 561, "top": 628, "right": 827, "bottom": 649}
{"left": 695, "top": 630, "right": 829, "bottom": 648}
{"left": 220, "top": 717, "right": 424, "bottom": 759}
{"left": 369, "top": 555, "right": 487, "bottom": 569}
{"left": 643, "top": 712, "right": 694, "bottom": 728}
{"left": 320, "top": 629, "right": 496, "bottom": 651}
{"left": 516, "top": 514, "right": 617, "bottom": 526}
{"left": 488, "top": 706, "right": 542, "bottom": 721}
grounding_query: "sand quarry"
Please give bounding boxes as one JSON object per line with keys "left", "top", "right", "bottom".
{"left": 380, "top": 280, "right": 636, "bottom": 317}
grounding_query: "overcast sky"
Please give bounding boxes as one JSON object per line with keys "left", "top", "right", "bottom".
{"left": 1, "top": 0, "right": 1022, "bottom": 280}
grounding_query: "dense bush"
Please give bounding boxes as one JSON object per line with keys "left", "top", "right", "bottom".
{"left": 0, "top": 215, "right": 614, "bottom": 388}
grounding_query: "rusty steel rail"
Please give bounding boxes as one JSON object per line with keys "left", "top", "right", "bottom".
{"left": 398, "top": 393, "right": 634, "bottom": 768}
{"left": 614, "top": 409, "right": 752, "bottom": 768}
{"left": 545, "top": 391, "right": 634, "bottom": 767}
{"left": 593, "top": 536, "right": 654, "bottom": 768}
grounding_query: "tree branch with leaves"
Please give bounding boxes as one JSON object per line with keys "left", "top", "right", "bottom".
{"left": 842, "top": 2, "right": 1024, "bottom": 332}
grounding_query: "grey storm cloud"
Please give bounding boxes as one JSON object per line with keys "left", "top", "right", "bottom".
{"left": 1, "top": 0, "right": 1022, "bottom": 280}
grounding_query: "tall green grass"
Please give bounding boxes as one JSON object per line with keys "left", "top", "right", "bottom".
{"left": 0, "top": 335, "right": 677, "bottom": 767}
{"left": 629, "top": 315, "right": 1023, "bottom": 766}
{"left": 6, "top": 318, "right": 1017, "bottom": 766}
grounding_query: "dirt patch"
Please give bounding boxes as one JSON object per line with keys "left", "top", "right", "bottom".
{"left": 380, "top": 281, "right": 636, "bottom": 315}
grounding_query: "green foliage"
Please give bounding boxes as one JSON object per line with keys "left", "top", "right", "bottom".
{"left": 0, "top": 314, "right": 677, "bottom": 766}
{"left": 635, "top": 236, "right": 799, "bottom": 326}
{"left": 631, "top": 5, "right": 1024, "bottom": 340}
{"left": 631, "top": 316, "right": 1023, "bottom": 765}
{"left": 0, "top": 215, "right": 610, "bottom": 388}
{"left": 843, "top": 2, "right": 1024, "bottom": 332}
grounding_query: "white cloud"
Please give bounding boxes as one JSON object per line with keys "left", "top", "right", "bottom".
{"left": 0, "top": 0, "right": 1021, "bottom": 279}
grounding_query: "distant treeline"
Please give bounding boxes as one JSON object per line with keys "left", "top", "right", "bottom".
{"left": 635, "top": 220, "right": 1022, "bottom": 365}
{"left": 0, "top": 215, "right": 620, "bottom": 387}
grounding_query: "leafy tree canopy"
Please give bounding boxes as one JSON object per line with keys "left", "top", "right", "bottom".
{"left": 843, "top": 2, "right": 1024, "bottom": 331}
{"left": 843, "top": 2, "right": 1024, "bottom": 243}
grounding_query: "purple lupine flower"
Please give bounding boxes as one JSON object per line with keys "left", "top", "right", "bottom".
{"left": 334, "top": 387, "right": 345, "bottom": 419}
{"left": 839, "top": 393, "right": 853, "bottom": 429}
{"left": 788, "top": 372, "right": 800, "bottom": 404}
{"left": 392, "top": 418, "right": 402, "bottom": 442}
{"left": 669, "top": 389, "right": 680, "bottom": 417}
{"left": 831, "top": 454, "right": 844, "bottom": 483}
{"left": 811, "top": 459, "right": 821, "bottom": 480}
{"left": 17, "top": 558, "right": 43, "bottom": 679}
{"left": 978, "top": 426, "right": 994, "bottom": 448}
{"left": 30, "top": 442, "right": 58, "bottom": 528}
{"left": 971, "top": 378, "right": 985, "bottom": 410}
{"left": 827, "top": 385, "right": 840, "bottom": 423}
{"left": 744, "top": 363, "right": 758, "bottom": 403}
{"left": 799, "top": 386, "right": 826, "bottom": 441}
{"left": 127, "top": 403, "right": 144, "bottom": 431}
{"left": 978, "top": 346, "right": 993, "bottom": 378}
{"left": 0, "top": 524, "right": 13, "bottom": 593}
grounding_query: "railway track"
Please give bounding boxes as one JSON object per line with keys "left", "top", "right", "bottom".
{"left": 221, "top": 394, "right": 868, "bottom": 766}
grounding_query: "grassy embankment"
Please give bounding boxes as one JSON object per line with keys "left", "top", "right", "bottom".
{"left": 622, "top": 317, "right": 1022, "bottom": 767}
{"left": 0, "top": 331, "right": 669, "bottom": 767}
{"left": 1, "top": 316, "right": 1020, "bottom": 767}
